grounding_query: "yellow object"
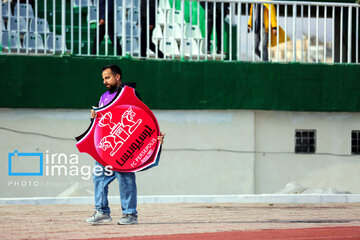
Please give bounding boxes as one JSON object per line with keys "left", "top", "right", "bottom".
{"left": 248, "top": 2, "right": 277, "bottom": 33}
{"left": 248, "top": 2, "right": 289, "bottom": 47}
{"left": 270, "top": 26, "right": 290, "bottom": 47}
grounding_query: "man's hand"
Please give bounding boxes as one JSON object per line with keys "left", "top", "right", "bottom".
{"left": 272, "top": 28, "right": 277, "bottom": 36}
{"left": 157, "top": 132, "right": 165, "bottom": 144}
{"left": 91, "top": 109, "right": 97, "bottom": 119}
{"left": 99, "top": 19, "right": 105, "bottom": 25}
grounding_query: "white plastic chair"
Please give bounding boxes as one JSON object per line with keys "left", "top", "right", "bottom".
{"left": 117, "top": 21, "right": 139, "bottom": 37}
{"left": 116, "top": 7, "right": 125, "bottom": 36}
{"left": 163, "top": 23, "right": 182, "bottom": 40}
{"left": 115, "top": 0, "right": 123, "bottom": 7}
{"left": 116, "top": 21, "right": 123, "bottom": 37}
{"left": 151, "top": 24, "right": 163, "bottom": 44}
{"left": 129, "top": 22, "right": 140, "bottom": 37}
{"left": 46, "top": 33, "right": 66, "bottom": 52}
{"left": 159, "top": 38, "right": 180, "bottom": 56}
{"left": 1, "top": 31, "right": 22, "bottom": 50}
{"left": 29, "top": 18, "right": 50, "bottom": 34}
{"left": 1, "top": 2, "right": 12, "bottom": 19}
{"left": 124, "top": 37, "right": 139, "bottom": 54}
{"left": 156, "top": 9, "right": 166, "bottom": 25}
{"left": 184, "top": 23, "right": 202, "bottom": 39}
{"left": 199, "top": 39, "right": 206, "bottom": 55}
{"left": 116, "top": 0, "right": 137, "bottom": 8}
{"left": 23, "top": 32, "right": 44, "bottom": 50}
{"left": 87, "top": 6, "right": 97, "bottom": 24}
{"left": 74, "top": 0, "right": 93, "bottom": 8}
{"left": 182, "top": 38, "right": 199, "bottom": 57}
{"left": 7, "top": 16, "right": 28, "bottom": 33}
{"left": 167, "top": 10, "right": 184, "bottom": 25}
{"left": 159, "top": 0, "right": 171, "bottom": 10}
{"left": 125, "top": 21, "right": 132, "bottom": 36}
{"left": 14, "top": 3, "right": 34, "bottom": 19}
{"left": 1, "top": 18, "right": 6, "bottom": 31}
{"left": 127, "top": 8, "right": 139, "bottom": 23}
{"left": 116, "top": 7, "right": 124, "bottom": 22}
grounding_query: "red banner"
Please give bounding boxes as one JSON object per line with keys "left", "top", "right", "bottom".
{"left": 76, "top": 86, "right": 161, "bottom": 172}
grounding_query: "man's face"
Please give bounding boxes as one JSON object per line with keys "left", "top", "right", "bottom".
{"left": 102, "top": 68, "right": 121, "bottom": 91}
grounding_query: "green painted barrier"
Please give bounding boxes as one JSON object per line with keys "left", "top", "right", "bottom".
{"left": 0, "top": 55, "right": 359, "bottom": 112}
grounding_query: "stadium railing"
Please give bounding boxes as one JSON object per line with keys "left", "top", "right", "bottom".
{"left": 0, "top": 0, "right": 359, "bottom": 64}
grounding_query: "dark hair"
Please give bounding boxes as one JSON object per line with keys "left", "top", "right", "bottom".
{"left": 102, "top": 65, "right": 122, "bottom": 78}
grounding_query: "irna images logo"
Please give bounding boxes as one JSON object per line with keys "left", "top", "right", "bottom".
{"left": 8, "top": 150, "right": 43, "bottom": 176}
{"left": 8, "top": 150, "right": 113, "bottom": 180}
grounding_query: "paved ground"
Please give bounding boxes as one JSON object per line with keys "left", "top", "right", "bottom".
{"left": 0, "top": 203, "right": 360, "bottom": 240}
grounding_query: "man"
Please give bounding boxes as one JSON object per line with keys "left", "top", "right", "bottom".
{"left": 86, "top": 64, "right": 164, "bottom": 225}
{"left": 200, "top": 1, "right": 229, "bottom": 54}
{"left": 140, "top": 0, "right": 164, "bottom": 58}
{"left": 247, "top": 2, "right": 277, "bottom": 61}
{"left": 92, "top": 0, "right": 122, "bottom": 55}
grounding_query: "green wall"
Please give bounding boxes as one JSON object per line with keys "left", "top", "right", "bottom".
{"left": 0, "top": 55, "right": 359, "bottom": 112}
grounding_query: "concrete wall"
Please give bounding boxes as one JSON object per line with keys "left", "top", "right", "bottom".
{"left": 1, "top": 108, "right": 359, "bottom": 198}
{"left": 254, "top": 111, "right": 360, "bottom": 194}
{"left": 0, "top": 109, "right": 255, "bottom": 198}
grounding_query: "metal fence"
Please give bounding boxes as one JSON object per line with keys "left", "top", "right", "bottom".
{"left": 0, "top": 0, "right": 359, "bottom": 64}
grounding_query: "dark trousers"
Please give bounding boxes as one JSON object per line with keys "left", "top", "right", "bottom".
{"left": 200, "top": 2, "right": 224, "bottom": 52}
{"left": 92, "top": 24, "right": 122, "bottom": 55}
{"left": 140, "top": 20, "right": 164, "bottom": 58}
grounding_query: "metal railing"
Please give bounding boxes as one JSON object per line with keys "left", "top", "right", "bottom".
{"left": 0, "top": 0, "right": 359, "bottom": 64}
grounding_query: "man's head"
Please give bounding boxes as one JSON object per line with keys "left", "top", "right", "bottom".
{"left": 102, "top": 65, "right": 122, "bottom": 92}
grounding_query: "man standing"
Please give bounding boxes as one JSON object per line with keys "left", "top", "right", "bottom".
{"left": 200, "top": 2, "right": 229, "bottom": 54}
{"left": 92, "top": 0, "right": 122, "bottom": 56}
{"left": 140, "top": 0, "right": 164, "bottom": 58}
{"left": 85, "top": 64, "right": 164, "bottom": 225}
{"left": 247, "top": 2, "right": 277, "bottom": 61}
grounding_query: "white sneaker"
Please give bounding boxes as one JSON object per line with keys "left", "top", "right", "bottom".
{"left": 117, "top": 214, "right": 138, "bottom": 225}
{"left": 85, "top": 211, "right": 112, "bottom": 225}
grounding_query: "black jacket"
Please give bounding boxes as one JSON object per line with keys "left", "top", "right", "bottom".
{"left": 100, "top": 0, "right": 115, "bottom": 24}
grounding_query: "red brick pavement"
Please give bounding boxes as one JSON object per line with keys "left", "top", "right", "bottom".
{"left": 90, "top": 227, "right": 360, "bottom": 240}
{"left": 0, "top": 203, "right": 360, "bottom": 240}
